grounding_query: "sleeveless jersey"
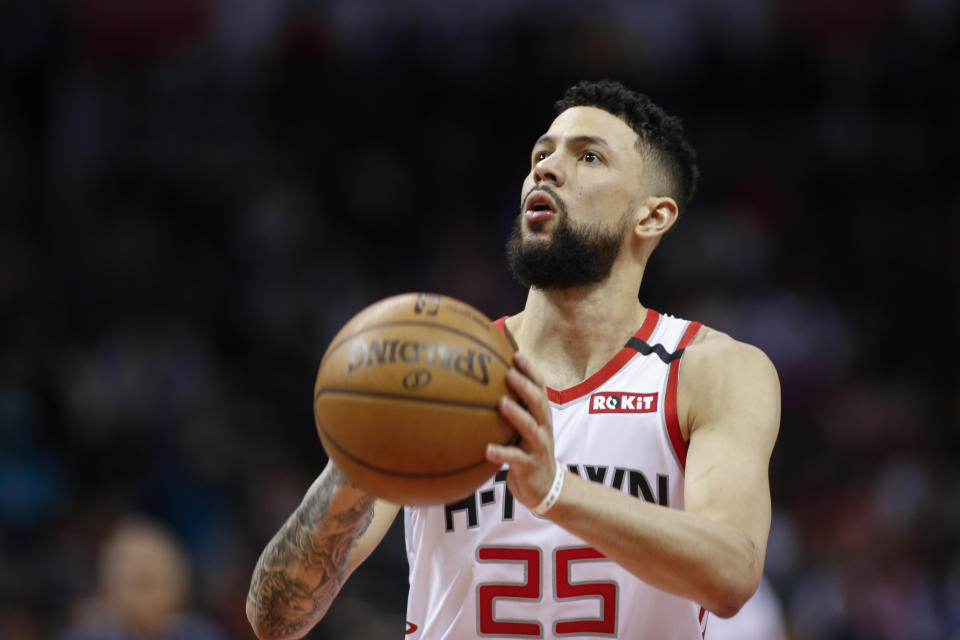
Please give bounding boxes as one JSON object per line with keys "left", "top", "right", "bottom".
{"left": 403, "top": 310, "right": 708, "bottom": 639}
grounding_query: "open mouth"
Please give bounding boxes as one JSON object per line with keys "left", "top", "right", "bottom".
{"left": 524, "top": 191, "right": 558, "bottom": 224}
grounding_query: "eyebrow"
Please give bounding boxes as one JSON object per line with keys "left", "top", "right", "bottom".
{"left": 535, "top": 134, "right": 611, "bottom": 149}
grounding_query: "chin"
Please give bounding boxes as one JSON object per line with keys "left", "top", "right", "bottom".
{"left": 524, "top": 224, "right": 554, "bottom": 240}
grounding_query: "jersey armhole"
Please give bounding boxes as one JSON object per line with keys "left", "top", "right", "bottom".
{"left": 664, "top": 321, "right": 703, "bottom": 470}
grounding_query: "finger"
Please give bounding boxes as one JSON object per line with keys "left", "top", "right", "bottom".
{"left": 505, "top": 368, "right": 552, "bottom": 429}
{"left": 498, "top": 395, "right": 546, "bottom": 449}
{"left": 485, "top": 441, "right": 534, "bottom": 469}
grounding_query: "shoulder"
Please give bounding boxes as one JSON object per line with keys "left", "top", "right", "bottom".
{"left": 677, "top": 325, "right": 780, "bottom": 439}
{"left": 682, "top": 325, "right": 778, "bottom": 387}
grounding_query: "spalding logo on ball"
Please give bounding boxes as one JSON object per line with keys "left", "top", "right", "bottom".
{"left": 313, "top": 293, "right": 519, "bottom": 505}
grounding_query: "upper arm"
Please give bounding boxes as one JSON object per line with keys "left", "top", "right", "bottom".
{"left": 678, "top": 335, "right": 781, "bottom": 565}
{"left": 345, "top": 499, "right": 401, "bottom": 577}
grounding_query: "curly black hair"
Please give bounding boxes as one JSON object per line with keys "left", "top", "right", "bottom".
{"left": 554, "top": 80, "right": 699, "bottom": 209}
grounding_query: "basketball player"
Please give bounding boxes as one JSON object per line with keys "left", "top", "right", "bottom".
{"left": 246, "top": 80, "right": 780, "bottom": 639}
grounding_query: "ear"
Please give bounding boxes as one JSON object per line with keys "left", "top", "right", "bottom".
{"left": 633, "top": 197, "right": 679, "bottom": 239}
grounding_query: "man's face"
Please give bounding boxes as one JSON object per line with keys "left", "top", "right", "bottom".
{"left": 507, "top": 106, "right": 646, "bottom": 290}
{"left": 102, "top": 526, "right": 188, "bottom": 634}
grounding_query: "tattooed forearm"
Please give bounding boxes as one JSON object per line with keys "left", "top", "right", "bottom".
{"left": 247, "top": 466, "right": 376, "bottom": 640}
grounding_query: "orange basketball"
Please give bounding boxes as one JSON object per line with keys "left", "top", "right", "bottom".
{"left": 313, "top": 293, "right": 518, "bottom": 505}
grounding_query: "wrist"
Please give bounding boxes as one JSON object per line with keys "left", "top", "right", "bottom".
{"left": 532, "top": 462, "right": 565, "bottom": 516}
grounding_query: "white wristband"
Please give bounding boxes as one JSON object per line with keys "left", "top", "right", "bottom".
{"left": 532, "top": 463, "right": 565, "bottom": 516}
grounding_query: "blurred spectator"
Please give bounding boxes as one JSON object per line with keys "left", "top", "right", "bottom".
{"left": 55, "top": 516, "right": 226, "bottom": 640}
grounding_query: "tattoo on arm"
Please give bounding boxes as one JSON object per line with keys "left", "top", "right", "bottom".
{"left": 247, "top": 467, "right": 376, "bottom": 639}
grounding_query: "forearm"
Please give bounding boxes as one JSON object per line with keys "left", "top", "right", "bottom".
{"left": 246, "top": 464, "right": 376, "bottom": 640}
{"left": 547, "top": 471, "right": 762, "bottom": 617}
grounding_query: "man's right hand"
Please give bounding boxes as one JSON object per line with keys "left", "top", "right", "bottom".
{"left": 245, "top": 462, "right": 399, "bottom": 640}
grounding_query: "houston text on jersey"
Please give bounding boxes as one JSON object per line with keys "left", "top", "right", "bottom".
{"left": 443, "top": 463, "right": 672, "bottom": 532}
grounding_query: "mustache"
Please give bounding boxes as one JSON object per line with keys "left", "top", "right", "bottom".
{"left": 521, "top": 184, "right": 566, "bottom": 214}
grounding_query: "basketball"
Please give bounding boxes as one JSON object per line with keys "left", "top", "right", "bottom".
{"left": 313, "top": 292, "right": 518, "bottom": 505}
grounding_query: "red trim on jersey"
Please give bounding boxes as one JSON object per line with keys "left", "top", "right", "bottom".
{"left": 492, "top": 310, "right": 661, "bottom": 404}
{"left": 664, "top": 321, "right": 703, "bottom": 470}
{"left": 549, "top": 310, "right": 660, "bottom": 404}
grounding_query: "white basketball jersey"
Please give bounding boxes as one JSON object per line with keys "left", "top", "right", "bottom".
{"left": 403, "top": 310, "right": 708, "bottom": 639}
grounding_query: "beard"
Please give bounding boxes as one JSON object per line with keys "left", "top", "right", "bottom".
{"left": 505, "top": 194, "right": 630, "bottom": 291}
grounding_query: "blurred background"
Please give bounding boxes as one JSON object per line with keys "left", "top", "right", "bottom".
{"left": 1, "top": 0, "right": 958, "bottom": 638}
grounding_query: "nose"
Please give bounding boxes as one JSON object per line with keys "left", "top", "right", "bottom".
{"left": 533, "top": 153, "right": 565, "bottom": 187}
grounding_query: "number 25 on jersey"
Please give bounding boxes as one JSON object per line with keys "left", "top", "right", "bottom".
{"left": 477, "top": 546, "right": 617, "bottom": 637}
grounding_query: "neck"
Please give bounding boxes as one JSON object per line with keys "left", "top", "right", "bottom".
{"left": 507, "top": 264, "right": 648, "bottom": 388}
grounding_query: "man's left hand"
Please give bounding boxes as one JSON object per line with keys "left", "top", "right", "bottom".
{"left": 485, "top": 352, "right": 558, "bottom": 509}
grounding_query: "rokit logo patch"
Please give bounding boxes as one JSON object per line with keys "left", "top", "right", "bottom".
{"left": 589, "top": 392, "right": 658, "bottom": 414}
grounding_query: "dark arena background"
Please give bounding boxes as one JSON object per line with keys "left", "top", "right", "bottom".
{"left": 1, "top": 2, "right": 958, "bottom": 639}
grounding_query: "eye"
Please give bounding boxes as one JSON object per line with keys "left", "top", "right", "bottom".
{"left": 581, "top": 151, "right": 600, "bottom": 163}
{"left": 533, "top": 150, "right": 550, "bottom": 163}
